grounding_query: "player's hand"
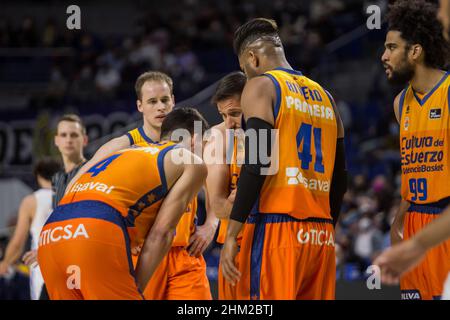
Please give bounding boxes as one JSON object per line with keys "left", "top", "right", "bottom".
{"left": 22, "top": 250, "right": 38, "bottom": 268}
{"left": 187, "top": 222, "right": 218, "bottom": 257}
{"left": 374, "top": 238, "right": 427, "bottom": 285}
{"left": 0, "top": 261, "right": 10, "bottom": 276}
{"left": 220, "top": 237, "right": 241, "bottom": 285}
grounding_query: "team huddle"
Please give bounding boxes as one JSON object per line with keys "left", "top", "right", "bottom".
{"left": 1, "top": 0, "right": 450, "bottom": 300}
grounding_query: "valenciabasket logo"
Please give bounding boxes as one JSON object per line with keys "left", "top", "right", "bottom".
{"left": 429, "top": 108, "right": 442, "bottom": 120}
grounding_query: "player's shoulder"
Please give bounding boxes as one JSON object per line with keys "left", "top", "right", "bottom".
{"left": 393, "top": 88, "right": 409, "bottom": 123}
{"left": 393, "top": 88, "right": 410, "bottom": 110}
{"left": 249, "top": 75, "right": 275, "bottom": 90}
{"left": 164, "top": 147, "right": 206, "bottom": 180}
{"left": 20, "top": 193, "right": 37, "bottom": 213}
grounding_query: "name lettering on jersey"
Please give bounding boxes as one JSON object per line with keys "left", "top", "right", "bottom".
{"left": 429, "top": 108, "right": 442, "bottom": 119}
{"left": 70, "top": 182, "right": 115, "bottom": 194}
{"left": 39, "top": 224, "right": 89, "bottom": 246}
{"left": 285, "top": 81, "right": 323, "bottom": 102}
{"left": 286, "top": 167, "right": 330, "bottom": 192}
{"left": 401, "top": 135, "right": 446, "bottom": 174}
{"left": 285, "top": 95, "right": 334, "bottom": 120}
{"left": 141, "top": 147, "right": 160, "bottom": 154}
{"left": 130, "top": 145, "right": 160, "bottom": 154}
{"left": 297, "top": 228, "right": 334, "bottom": 247}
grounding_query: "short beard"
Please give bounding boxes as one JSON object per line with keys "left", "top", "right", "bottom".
{"left": 388, "top": 62, "right": 415, "bottom": 86}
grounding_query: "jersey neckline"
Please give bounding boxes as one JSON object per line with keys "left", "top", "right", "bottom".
{"left": 138, "top": 126, "right": 156, "bottom": 144}
{"left": 273, "top": 67, "right": 303, "bottom": 76}
{"left": 411, "top": 71, "right": 449, "bottom": 107}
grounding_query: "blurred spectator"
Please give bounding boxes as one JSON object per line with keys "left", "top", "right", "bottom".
{"left": 354, "top": 217, "right": 384, "bottom": 267}
{"left": 95, "top": 63, "right": 121, "bottom": 97}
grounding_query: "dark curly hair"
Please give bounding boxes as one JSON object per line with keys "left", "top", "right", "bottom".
{"left": 387, "top": 0, "right": 449, "bottom": 69}
{"left": 233, "top": 18, "right": 282, "bottom": 56}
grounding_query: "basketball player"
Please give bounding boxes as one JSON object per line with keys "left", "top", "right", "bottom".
{"left": 204, "top": 71, "right": 246, "bottom": 299}
{"left": 379, "top": 0, "right": 450, "bottom": 300}
{"left": 0, "top": 158, "right": 61, "bottom": 300}
{"left": 220, "top": 18, "right": 347, "bottom": 300}
{"left": 65, "top": 71, "right": 174, "bottom": 191}
{"left": 134, "top": 110, "right": 213, "bottom": 300}
{"left": 65, "top": 72, "right": 216, "bottom": 299}
{"left": 374, "top": 0, "right": 450, "bottom": 300}
{"left": 37, "top": 108, "right": 207, "bottom": 299}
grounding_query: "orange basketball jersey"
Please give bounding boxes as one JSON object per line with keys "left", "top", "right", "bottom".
{"left": 217, "top": 132, "right": 244, "bottom": 244}
{"left": 257, "top": 67, "right": 338, "bottom": 220}
{"left": 399, "top": 71, "right": 450, "bottom": 204}
{"left": 60, "top": 142, "right": 178, "bottom": 248}
{"left": 172, "top": 196, "right": 197, "bottom": 247}
{"left": 126, "top": 127, "right": 198, "bottom": 248}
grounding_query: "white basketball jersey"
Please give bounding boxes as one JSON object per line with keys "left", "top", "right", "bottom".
{"left": 443, "top": 273, "right": 450, "bottom": 300}
{"left": 29, "top": 188, "right": 53, "bottom": 300}
{"left": 30, "top": 189, "right": 53, "bottom": 250}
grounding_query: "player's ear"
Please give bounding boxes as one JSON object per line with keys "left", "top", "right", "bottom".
{"left": 190, "top": 133, "right": 197, "bottom": 152}
{"left": 136, "top": 99, "right": 143, "bottom": 113}
{"left": 83, "top": 134, "right": 88, "bottom": 147}
{"left": 54, "top": 134, "right": 59, "bottom": 148}
{"left": 249, "top": 50, "right": 258, "bottom": 68}
{"left": 410, "top": 44, "right": 423, "bottom": 61}
{"left": 191, "top": 132, "right": 203, "bottom": 155}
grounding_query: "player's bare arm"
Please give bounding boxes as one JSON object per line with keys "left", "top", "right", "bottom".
{"left": 205, "top": 123, "right": 234, "bottom": 219}
{"left": 221, "top": 76, "right": 275, "bottom": 284}
{"left": 64, "top": 135, "right": 130, "bottom": 194}
{"left": 0, "top": 194, "right": 35, "bottom": 275}
{"left": 393, "top": 91, "right": 402, "bottom": 124}
{"left": 135, "top": 149, "right": 207, "bottom": 291}
{"left": 187, "top": 185, "right": 219, "bottom": 257}
{"left": 390, "top": 92, "right": 409, "bottom": 245}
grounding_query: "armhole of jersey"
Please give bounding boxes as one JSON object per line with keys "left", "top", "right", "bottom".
{"left": 157, "top": 144, "right": 178, "bottom": 193}
{"left": 126, "top": 132, "right": 134, "bottom": 145}
{"left": 324, "top": 90, "right": 335, "bottom": 106}
{"left": 262, "top": 73, "right": 282, "bottom": 122}
{"left": 324, "top": 90, "right": 340, "bottom": 135}
{"left": 398, "top": 88, "right": 407, "bottom": 120}
{"left": 448, "top": 86, "right": 450, "bottom": 114}
{"left": 324, "top": 89, "right": 337, "bottom": 116}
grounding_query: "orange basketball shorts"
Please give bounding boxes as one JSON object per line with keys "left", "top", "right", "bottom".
{"left": 37, "top": 200, "right": 143, "bottom": 300}
{"left": 400, "top": 202, "right": 450, "bottom": 300}
{"left": 235, "top": 213, "right": 336, "bottom": 300}
{"left": 133, "top": 246, "right": 211, "bottom": 300}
